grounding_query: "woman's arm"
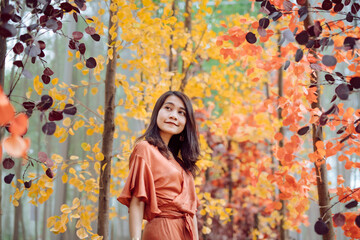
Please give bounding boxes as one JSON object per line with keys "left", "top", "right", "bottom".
{"left": 129, "top": 196, "right": 145, "bottom": 239}
{"left": 193, "top": 214, "right": 199, "bottom": 240}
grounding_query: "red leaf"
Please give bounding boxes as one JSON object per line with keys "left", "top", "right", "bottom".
{"left": 72, "top": 31, "right": 83, "bottom": 41}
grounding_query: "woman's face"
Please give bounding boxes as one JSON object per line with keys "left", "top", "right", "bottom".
{"left": 156, "top": 95, "right": 187, "bottom": 144}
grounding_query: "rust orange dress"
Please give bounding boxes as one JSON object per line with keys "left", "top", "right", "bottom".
{"left": 117, "top": 140, "right": 199, "bottom": 240}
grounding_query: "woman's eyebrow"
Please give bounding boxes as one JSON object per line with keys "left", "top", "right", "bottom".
{"left": 164, "top": 102, "right": 186, "bottom": 111}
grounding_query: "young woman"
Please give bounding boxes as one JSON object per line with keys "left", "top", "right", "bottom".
{"left": 118, "top": 91, "right": 200, "bottom": 240}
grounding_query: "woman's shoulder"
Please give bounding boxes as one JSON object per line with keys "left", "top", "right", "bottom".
{"left": 132, "top": 140, "right": 157, "bottom": 155}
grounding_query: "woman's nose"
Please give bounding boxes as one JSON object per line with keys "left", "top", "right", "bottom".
{"left": 169, "top": 111, "right": 178, "bottom": 119}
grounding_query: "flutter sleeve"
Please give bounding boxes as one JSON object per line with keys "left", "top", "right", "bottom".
{"left": 117, "top": 143, "right": 161, "bottom": 220}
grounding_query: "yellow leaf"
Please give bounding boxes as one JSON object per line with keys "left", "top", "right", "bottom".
{"left": 83, "top": 88, "right": 88, "bottom": 96}
{"left": 91, "top": 234, "right": 103, "bottom": 240}
{"left": 94, "top": 162, "right": 100, "bottom": 175}
{"left": 26, "top": 87, "right": 32, "bottom": 99}
{"left": 142, "top": 0, "right": 152, "bottom": 7}
{"left": 102, "top": 163, "right": 107, "bottom": 171}
{"left": 91, "top": 87, "right": 98, "bottom": 95}
{"left": 72, "top": 197, "right": 81, "bottom": 210}
{"left": 69, "top": 128, "right": 74, "bottom": 136}
{"left": 70, "top": 155, "right": 79, "bottom": 160}
{"left": 52, "top": 77, "right": 59, "bottom": 85}
{"left": 75, "top": 62, "right": 84, "bottom": 70}
{"left": 81, "top": 161, "right": 89, "bottom": 169}
{"left": 69, "top": 168, "right": 76, "bottom": 175}
{"left": 45, "top": 181, "right": 53, "bottom": 188}
{"left": 76, "top": 51, "right": 80, "bottom": 59}
{"left": 202, "top": 226, "right": 211, "bottom": 234}
{"left": 62, "top": 173, "right": 68, "bottom": 183}
{"left": 47, "top": 216, "right": 57, "bottom": 228}
{"left": 86, "top": 128, "right": 94, "bottom": 136}
{"left": 63, "top": 117, "right": 71, "bottom": 127}
{"left": 81, "top": 142, "right": 91, "bottom": 151}
{"left": 81, "top": 80, "right": 88, "bottom": 86}
{"left": 82, "top": 69, "right": 89, "bottom": 75}
{"left": 98, "top": 8, "right": 105, "bottom": 15}
{"left": 52, "top": 154, "right": 63, "bottom": 163}
{"left": 68, "top": 50, "right": 73, "bottom": 57}
{"left": 92, "top": 143, "right": 101, "bottom": 153}
{"left": 60, "top": 204, "right": 72, "bottom": 214}
{"left": 95, "top": 152, "right": 104, "bottom": 161}
{"left": 33, "top": 75, "right": 43, "bottom": 95}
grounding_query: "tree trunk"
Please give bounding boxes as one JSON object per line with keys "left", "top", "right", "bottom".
{"left": 168, "top": 0, "right": 177, "bottom": 89}
{"left": 179, "top": 0, "right": 192, "bottom": 91}
{"left": 12, "top": 163, "right": 22, "bottom": 240}
{"left": 304, "top": 1, "right": 334, "bottom": 239}
{"left": 226, "top": 139, "right": 234, "bottom": 239}
{"left": 97, "top": 3, "right": 118, "bottom": 239}
{"left": 276, "top": 35, "right": 289, "bottom": 240}
{"left": 0, "top": 0, "right": 9, "bottom": 238}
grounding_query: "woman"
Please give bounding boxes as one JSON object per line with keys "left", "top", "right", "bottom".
{"left": 118, "top": 91, "right": 200, "bottom": 240}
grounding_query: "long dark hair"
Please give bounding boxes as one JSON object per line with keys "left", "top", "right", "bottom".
{"left": 137, "top": 91, "right": 200, "bottom": 176}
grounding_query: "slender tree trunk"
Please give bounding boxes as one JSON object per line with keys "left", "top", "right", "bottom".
{"left": 276, "top": 35, "right": 289, "bottom": 240}
{"left": 0, "top": 1, "right": 9, "bottom": 238}
{"left": 97, "top": 3, "right": 118, "bottom": 239}
{"left": 13, "top": 163, "right": 22, "bottom": 240}
{"left": 226, "top": 139, "right": 234, "bottom": 238}
{"left": 304, "top": 1, "right": 334, "bottom": 239}
{"left": 42, "top": 200, "right": 48, "bottom": 240}
{"left": 179, "top": 0, "right": 192, "bottom": 91}
{"left": 169, "top": 0, "right": 177, "bottom": 89}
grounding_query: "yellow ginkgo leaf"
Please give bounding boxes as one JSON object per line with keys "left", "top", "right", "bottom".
{"left": 76, "top": 228, "right": 88, "bottom": 239}
{"left": 91, "top": 87, "right": 98, "bottom": 95}
{"left": 95, "top": 152, "right": 104, "bottom": 161}
{"left": 60, "top": 204, "right": 71, "bottom": 214}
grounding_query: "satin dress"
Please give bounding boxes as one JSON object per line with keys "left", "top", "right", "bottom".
{"left": 117, "top": 140, "right": 199, "bottom": 240}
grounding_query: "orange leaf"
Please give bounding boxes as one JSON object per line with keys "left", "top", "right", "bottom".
{"left": 0, "top": 93, "right": 15, "bottom": 126}
{"left": 344, "top": 160, "right": 353, "bottom": 170}
{"left": 337, "top": 175, "right": 345, "bottom": 185}
{"left": 9, "top": 113, "right": 28, "bottom": 135}
{"left": 274, "top": 132, "right": 283, "bottom": 141}
{"left": 2, "top": 134, "right": 27, "bottom": 158}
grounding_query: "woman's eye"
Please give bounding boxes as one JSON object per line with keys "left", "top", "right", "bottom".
{"left": 165, "top": 106, "right": 171, "bottom": 110}
{"left": 179, "top": 111, "right": 186, "bottom": 116}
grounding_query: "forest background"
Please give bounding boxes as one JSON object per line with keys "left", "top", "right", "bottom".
{"left": 1, "top": 0, "right": 360, "bottom": 239}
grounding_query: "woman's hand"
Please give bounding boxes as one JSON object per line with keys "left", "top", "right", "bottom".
{"left": 129, "top": 196, "right": 145, "bottom": 239}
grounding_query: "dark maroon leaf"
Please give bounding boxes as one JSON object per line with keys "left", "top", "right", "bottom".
{"left": 344, "top": 37, "right": 357, "bottom": 50}
{"left": 355, "top": 215, "right": 360, "bottom": 228}
{"left": 295, "top": 30, "right": 309, "bottom": 45}
{"left": 52, "top": 9, "right": 63, "bottom": 19}
{"left": 335, "top": 84, "right": 350, "bottom": 100}
{"left": 46, "top": 168, "right": 54, "bottom": 178}
{"left": 1, "top": 5, "right": 15, "bottom": 22}
{"left": 19, "top": 33, "right": 33, "bottom": 44}
{"left": 271, "top": 11, "right": 282, "bottom": 21}
{"left": 79, "top": 43, "right": 86, "bottom": 55}
{"left": 350, "top": 77, "right": 360, "bottom": 89}
{"left": 324, "top": 104, "right": 337, "bottom": 115}
{"left": 246, "top": 32, "right": 257, "bottom": 44}
{"left": 314, "top": 219, "right": 329, "bottom": 235}
{"left": 72, "top": 31, "right": 83, "bottom": 41}
{"left": 330, "top": 94, "right": 337, "bottom": 103}
{"left": 86, "top": 57, "right": 97, "bottom": 69}
{"left": 3, "top": 158, "right": 15, "bottom": 169}
{"left": 13, "top": 60, "right": 24, "bottom": 68}
{"left": 49, "top": 110, "right": 63, "bottom": 121}
{"left": 345, "top": 200, "right": 358, "bottom": 209}
{"left": 68, "top": 39, "right": 77, "bottom": 50}
{"left": 56, "top": 21, "right": 62, "bottom": 31}
{"left": 85, "top": 27, "right": 96, "bottom": 35}
{"left": 23, "top": 101, "right": 35, "bottom": 110}
{"left": 284, "top": 60, "right": 290, "bottom": 70}
{"left": 259, "top": 18, "right": 270, "bottom": 29}
{"left": 38, "top": 50, "right": 45, "bottom": 58}
{"left": 73, "top": 12, "right": 78, "bottom": 22}
{"left": 31, "top": 57, "right": 36, "bottom": 64}
{"left": 26, "top": 0, "right": 38, "bottom": 8}
{"left": 60, "top": 2, "right": 73, "bottom": 12}
{"left": 355, "top": 124, "right": 360, "bottom": 134}
{"left": 322, "top": 0, "right": 333, "bottom": 10}
{"left": 297, "top": 126, "right": 310, "bottom": 135}
{"left": 307, "top": 26, "right": 315, "bottom": 37}
{"left": 75, "top": 0, "right": 85, "bottom": 8}
{"left": 337, "top": 126, "right": 347, "bottom": 134}
{"left": 43, "top": 67, "right": 54, "bottom": 76}
{"left": 38, "top": 40, "right": 46, "bottom": 50}
{"left": 340, "top": 134, "right": 351, "bottom": 143}
{"left": 0, "top": 23, "right": 17, "bottom": 38}
{"left": 13, "top": 42, "right": 24, "bottom": 55}
{"left": 39, "top": 15, "right": 48, "bottom": 26}
{"left": 296, "top": 0, "right": 306, "bottom": 5}
{"left": 63, "top": 104, "right": 77, "bottom": 115}
{"left": 333, "top": 213, "right": 345, "bottom": 227}
{"left": 351, "top": 3, "right": 360, "bottom": 14}
{"left": 346, "top": 12, "right": 354, "bottom": 22}
{"left": 306, "top": 39, "right": 314, "bottom": 48}
{"left": 37, "top": 95, "right": 53, "bottom": 111}
{"left": 298, "top": 6, "right": 308, "bottom": 21}
{"left": 41, "top": 75, "right": 51, "bottom": 84}
{"left": 11, "top": 14, "right": 21, "bottom": 23}
{"left": 44, "top": 4, "right": 54, "bottom": 16}
{"left": 322, "top": 55, "right": 337, "bottom": 67}
{"left": 314, "top": 21, "right": 322, "bottom": 37}
{"left": 345, "top": 0, "right": 351, "bottom": 5}
{"left": 319, "top": 114, "right": 328, "bottom": 126}
{"left": 24, "top": 180, "right": 32, "bottom": 188}
{"left": 91, "top": 34, "right": 100, "bottom": 41}
{"left": 295, "top": 48, "right": 303, "bottom": 62}
{"left": 325, "top": 74, "right": 335, "bottom": 84}
{"left": 42, "top": 122, "right": 56, "bottom": 135}
{"left": 335, "top": 72, "right": 344, "bottom": 79}
{"left": 4, "top": 173, "right": 15, "bottom": 184}
{"left": 334, "top": 3, "right": 344, "bottom": 12}
{"left": 72, "top": 6, "right": 80, "bottom": 13}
